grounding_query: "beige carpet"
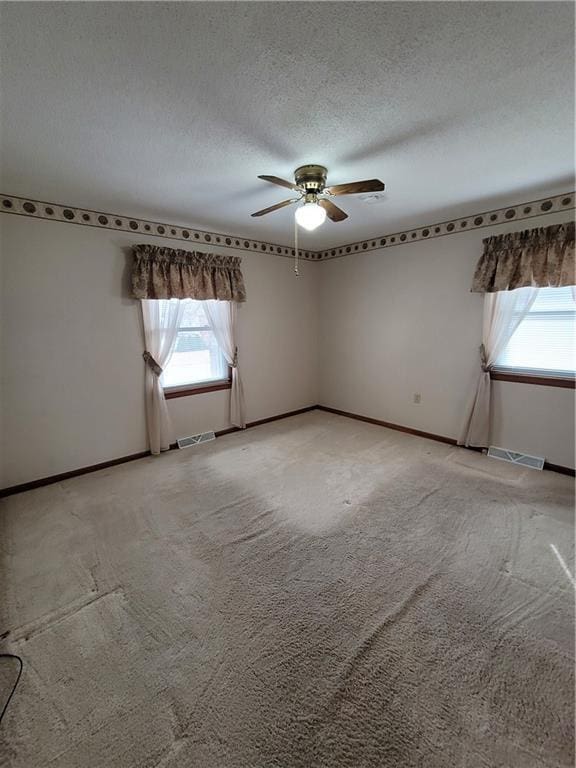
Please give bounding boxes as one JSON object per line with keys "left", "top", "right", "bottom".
{"left": 0, "top": 411, "right": 574, "bottom": 767}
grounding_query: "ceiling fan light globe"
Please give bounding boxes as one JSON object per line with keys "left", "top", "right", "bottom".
{"left": 295, "top": 202, "right": 327, "bottom": 231}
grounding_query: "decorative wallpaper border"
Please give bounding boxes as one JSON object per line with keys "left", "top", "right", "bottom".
{"left": 316, "top": 191, "right": 575, "bottom": 260}
{"left": 0, "top": 194, "right": 320, "bottom": 261}
{"left": 1, "top": 190, "right": 574, "bottom": 262}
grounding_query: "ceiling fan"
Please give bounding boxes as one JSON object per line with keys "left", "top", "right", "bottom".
{"left": 251, "top": 165, "right": 385, "bottom": 231}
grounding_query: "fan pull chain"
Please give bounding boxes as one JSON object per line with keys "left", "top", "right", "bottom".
{"left": 294, "top": 215, "right": 299, "bottom": 276}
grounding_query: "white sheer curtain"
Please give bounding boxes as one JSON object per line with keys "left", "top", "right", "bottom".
{"left": 203, "top": 300, "right": 246, "bottom": 428}
{"left": 141, "top": 299, "right": 184, "bottom": 454}
{"left": 458, "top": 287, "right": 539, "bottom": 448}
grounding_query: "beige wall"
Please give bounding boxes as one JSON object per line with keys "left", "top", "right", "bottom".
{"left": 0, "top": 216, "right": 319, "bottom": 487}
{"left": 1, "top": 208, "right": 574, "bottom": 489}
{"left": 318, "top": 210, "right": 575, "bottom": 469}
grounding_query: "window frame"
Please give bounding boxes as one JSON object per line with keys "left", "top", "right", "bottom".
{"left": 490, "top": 371, "right": 575, "bottom": 389}
{"left": 163, "top": 374, "right": 232, "bottom": 399}
{"left": 162, "top": 318, "right": 232, "bottom": 399}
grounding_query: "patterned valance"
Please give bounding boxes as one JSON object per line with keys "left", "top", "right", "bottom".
{"left": 131, "top": 244, "right": 246, "bottom": 302}
{"left": 471, "top": 221, "right": 575, "bottom": 293}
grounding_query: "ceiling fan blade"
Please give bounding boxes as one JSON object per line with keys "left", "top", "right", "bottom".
{"left": 251, "top": 198, "right": 298, "bottom": 217}
{"left": 319, "top": 198, "right": 348, "bottom": 222}
{"left": 258, "top": 175, "right": 301, "bottom": 191}
{"left": 326, "top": 179, "right": 385, "bottom": 196}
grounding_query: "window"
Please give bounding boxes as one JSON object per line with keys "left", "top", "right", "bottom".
{"left": 162, "top": 300, "right": 229, "bottom": 393}
{"left": 494, "top": 287, "right": 576, "bottom": 379}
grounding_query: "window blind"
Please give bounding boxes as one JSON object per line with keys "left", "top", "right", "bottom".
{"left": 495, "top": 287, "right": 576, "bottom": 377}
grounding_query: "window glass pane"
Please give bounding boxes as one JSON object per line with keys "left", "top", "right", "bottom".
{"left": 496, "top": 287, "right": 576, "bottom": 375}
{"left": 162, "top": 300, "right": 228, "bottom": 388}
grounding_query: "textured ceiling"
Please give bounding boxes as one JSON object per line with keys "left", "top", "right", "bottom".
{"left": 0, "top": 2, "right": 574, "bottom": 249}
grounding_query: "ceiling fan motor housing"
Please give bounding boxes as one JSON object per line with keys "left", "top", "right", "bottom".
{"left": 294, "top": 164, "right": 328, "bottom": 192}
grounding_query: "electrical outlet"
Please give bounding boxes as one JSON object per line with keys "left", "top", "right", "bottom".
{"left": 413, "top": 393, "right": 422, "bottom": 404}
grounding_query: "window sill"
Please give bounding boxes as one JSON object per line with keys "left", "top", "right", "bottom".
{"left": 164, "top": 380, "right": 232, "bottom": 399}
{"left": 490, "top": 371, "right": 575, "bottom": 389}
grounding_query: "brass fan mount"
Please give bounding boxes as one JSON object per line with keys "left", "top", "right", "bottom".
{"left": 294, "top": 164, "right": 328, "bottom": 193}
